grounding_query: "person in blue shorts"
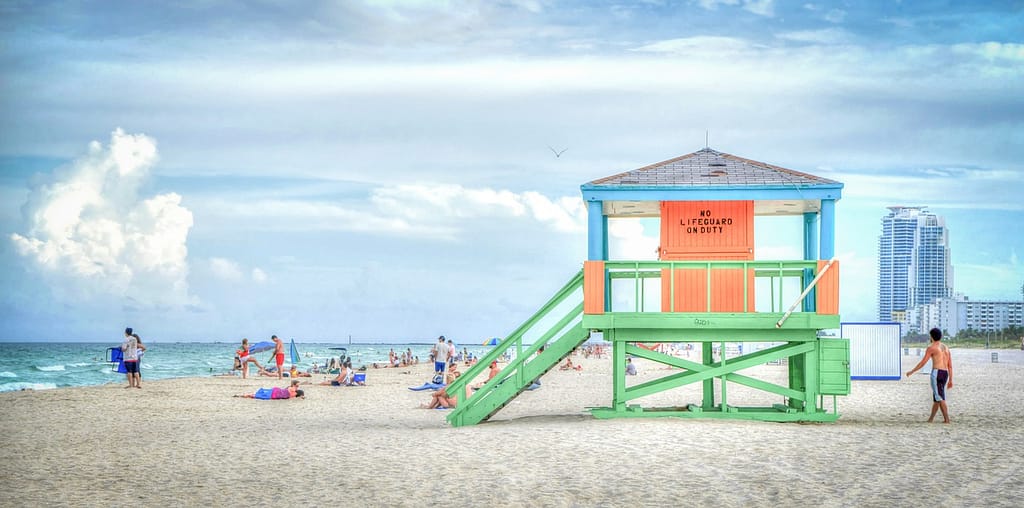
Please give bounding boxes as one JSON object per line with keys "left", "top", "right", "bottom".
{"left": 433, "top": 336, "right": 449, "bottom": 377}
{"left": 905, "top": 328, "right": 954, "bottom": 423}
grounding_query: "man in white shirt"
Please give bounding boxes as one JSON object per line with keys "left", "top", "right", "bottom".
{"left": 434, "top": 336, "right": 449, "bottom": 377}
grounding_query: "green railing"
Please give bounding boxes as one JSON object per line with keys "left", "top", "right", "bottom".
{"left": 445, "top": 270, "right": 588, "bottom": 427}
{"left": 601, "top": 260, "right": 826, "bottom": 314}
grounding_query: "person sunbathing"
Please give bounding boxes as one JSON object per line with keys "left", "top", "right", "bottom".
{"left": 235, "top": 380, "right": 305, "bottom": 399}
{"left": 471, "top": 361, "right": 502, "bottom": 390}
{"left": 289, "top": 365, "right": 312, "bottom": 378}
{"left": 319, "top": 365, "right": 352, "bottom": 386}
{"left": 420, "top": 372, "right": 471, "bottom": 409}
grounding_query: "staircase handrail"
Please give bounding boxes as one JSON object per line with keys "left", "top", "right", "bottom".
{"left": 444, "top": 269, "right": 584, "bottom": 398}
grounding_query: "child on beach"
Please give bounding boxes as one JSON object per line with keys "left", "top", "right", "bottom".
{"left": 237, "top": 338, "right": 267, "bottom": 379}
{"left": 905, "top": 328, "right": 954, "bottom": 423}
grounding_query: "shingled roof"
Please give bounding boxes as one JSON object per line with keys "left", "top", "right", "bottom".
{"left": 588, "top": 148, "right": 840, "bottom": 187}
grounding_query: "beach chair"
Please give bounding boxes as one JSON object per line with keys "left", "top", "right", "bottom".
{"left": 105, "top": 347, "right": 127, "bottom": 373}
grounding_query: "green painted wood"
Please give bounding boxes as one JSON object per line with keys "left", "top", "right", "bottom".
{"left": 448, "top": 324, "right": 590, "bottom": 427}
{"left": 819, "top": 338, "right": 851, "bottom": 395}
{"left": 590, "top": 406, "right": 839, "bottom": 422}
{"left": 624, "top": 343, "right": 808, "bottom": 401}
{"left": 445, "top": 259, "right": 850, "bottom": 425}
{"left": 582, "top": 313, "right": 839, "bottom": 333}
{"left": 620, "top": 342, "right": 815, "bottom": 400}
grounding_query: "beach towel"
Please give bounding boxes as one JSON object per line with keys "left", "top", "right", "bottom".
{"left": 252, "top": 387, "right": 290, "bottom": 400}
{"left": 408, "top": 382, "right": 445, "bottom": 391}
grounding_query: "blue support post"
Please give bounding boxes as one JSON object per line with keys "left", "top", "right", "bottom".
{"left": 803, "top": 212, "right": 819, "bottom": 311}
{"left": 587, "top": 200, "right": 605, "bottom": 261}
{"left": 820, "top": 199, "right": 836, "bottom": 259}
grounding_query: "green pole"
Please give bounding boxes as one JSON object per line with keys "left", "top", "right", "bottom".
{"left": 702, "top": 341, "right": 714, "bottom": 409}
{"left": 613, "top": 335, "right": 626, "bottom": 412}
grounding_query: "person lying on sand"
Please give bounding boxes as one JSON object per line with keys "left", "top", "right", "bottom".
{"left": 235, "top": 380, "right": 305, "bottom": 399}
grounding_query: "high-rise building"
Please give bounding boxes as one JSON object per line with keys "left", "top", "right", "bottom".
{"left": 877, "top": 206, "right": 954, "bottom": 324}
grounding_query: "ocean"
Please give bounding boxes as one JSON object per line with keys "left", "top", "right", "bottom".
{"left": 0, "top": 341, "right": 495, "bottom": 392}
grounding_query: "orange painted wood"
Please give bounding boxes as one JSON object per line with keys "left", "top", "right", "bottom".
{"left": 815, "top": 259, "right": 840, "bottom": 315}
{"left": 659, "top": 201, "right": 754, "bottom": 258}
{"left": 583, "top": 260, "right": 606, "bottom": 315}
{"left": 659, "top": 201, "right": 755, "bottom": 312}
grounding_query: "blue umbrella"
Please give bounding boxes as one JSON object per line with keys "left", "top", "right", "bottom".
{"left": 483, "top": 337, "right": 501, "bottom": 346}
{"left": 248, "top": 341, "right": 275, "bottom": 354}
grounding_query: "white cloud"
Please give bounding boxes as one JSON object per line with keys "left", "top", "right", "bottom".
{"left": 824, "top": 8, "right": 846, "bottom": 23}
{"left": 252, "top": 267, "right": 268, "bottom": 284}
{"left": 742, "top": 0, "right": 774, "bottom": 17}
{"left": 608, "top": 219, "right": 659, "bottom": 260}
{"left": 836, "top": 168, "right": 1023, "bottom": 211}
{"left": 9, "top": 129, "right": 195, "bottom": 308}
{"left": 697, "top": 0, "right": 739, "bottom": 9}
{"left": 696, "top": 0, "right": 774, "bottom": 17}
{"left": 952, "top": 42, "right": 1024, "bottom": 61}
{"left": 776, "top": 28, "right": 850, "bottom": 45}
{"left": 209, "top": 257, "right": 243, "bottom": 282}
{"left": 371, "top": 183, "right": 587, "bottom": 234}
{"left": 631, "top": 36, "right": 754, "bottom": 55}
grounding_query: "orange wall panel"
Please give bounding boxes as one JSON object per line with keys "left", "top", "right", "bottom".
{"left": 583, "top": 261, "right": 605, "bottom": 315}
{"left": 815, "top": 260, "right": 840, "bottom": 315}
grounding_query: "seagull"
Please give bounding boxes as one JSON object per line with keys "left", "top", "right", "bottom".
{"left": 547, "top": 145, "right": 568, "bottom": 158}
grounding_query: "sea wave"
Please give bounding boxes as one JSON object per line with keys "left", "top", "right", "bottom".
{"left": 0, "top": 371, "right": 17, "bottom": 378}
{"left": 0, "top": 382, "right": 58, "bottom": 392}
{"left": 35, "top": 365, "right": 66, "bottom": 372}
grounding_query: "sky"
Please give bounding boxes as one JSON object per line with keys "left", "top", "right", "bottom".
{"left": 1, "top": 0, "right": 1022, "bottom": 342}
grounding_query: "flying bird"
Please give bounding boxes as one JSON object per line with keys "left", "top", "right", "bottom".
{"left": 547, "top": 145, "right": 568, "bottom": 158}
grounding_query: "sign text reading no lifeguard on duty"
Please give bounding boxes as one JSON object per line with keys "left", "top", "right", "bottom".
{"left": 680, "top": 209, "right": 735, "bottom": 235}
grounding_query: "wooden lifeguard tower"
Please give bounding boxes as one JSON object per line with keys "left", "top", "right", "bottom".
{"left": 444, "top": 148, "right": 849, "bottom": 426}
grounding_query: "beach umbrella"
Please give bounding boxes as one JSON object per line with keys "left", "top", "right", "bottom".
{"left": 248, "top": 341, "right": 275, "bottom": 354}
{"left": 482, "top": 337, "right": 501, "bottom": 346}
{"left": 289, "top": 338, "right": 300, "bottom": 365}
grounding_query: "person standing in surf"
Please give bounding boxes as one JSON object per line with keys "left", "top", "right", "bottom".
{"left": 121, "top": 327, "right": 144, "bottom": 389}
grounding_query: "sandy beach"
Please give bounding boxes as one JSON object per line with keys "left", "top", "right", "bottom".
{"left": 1, "top": 348, "right": 1021, "bottom": 507}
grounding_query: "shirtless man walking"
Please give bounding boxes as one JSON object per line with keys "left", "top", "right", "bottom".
{"left": 905, "top": 328, "right": 954, "bottom": 423}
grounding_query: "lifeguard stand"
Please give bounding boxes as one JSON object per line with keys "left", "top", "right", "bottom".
{"left": 582, "top": 148, "right": 848, "bottom": 421}
{"left": 443, "top": 148, "right": 849, "bottom": 426}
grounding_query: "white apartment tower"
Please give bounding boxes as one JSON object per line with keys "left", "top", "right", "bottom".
{"left": 878, "top": 206, "right": 954, "bottom": 324}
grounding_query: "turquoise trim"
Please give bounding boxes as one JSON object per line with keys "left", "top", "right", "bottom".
{"left": 587, "top": 200, "right": 604, "bottom": 261}
{"left": 581, "top": 184, "right": 843, "bottom": 203}
{"left": 820, "top": 199, "right": 836, "bottom": 259}
{"left": 803, "top": 212, "right": 819, "bottom": 260}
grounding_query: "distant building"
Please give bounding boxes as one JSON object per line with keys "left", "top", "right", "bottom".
{"left": 877, "top": 206, "right": 953, "bottom": 329}
{"left": 912, "top": 294, "right": 1023, "bottom": 336}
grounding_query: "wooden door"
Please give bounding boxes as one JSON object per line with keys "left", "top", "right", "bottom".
{"left": 659, "top": 201, "right": 754, "bottom": 312}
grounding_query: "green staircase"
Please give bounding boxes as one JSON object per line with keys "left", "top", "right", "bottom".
{"left": 445, "top": 270, "right": 590, "bottom": 427}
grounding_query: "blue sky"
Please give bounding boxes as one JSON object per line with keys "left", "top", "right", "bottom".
{"left": 1, "top": 0, "right": 1022, "bottom": 342}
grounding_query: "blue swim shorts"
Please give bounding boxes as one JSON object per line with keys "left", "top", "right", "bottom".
{"left": 930, "top": 369, "right": 949, "bottom": 402}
